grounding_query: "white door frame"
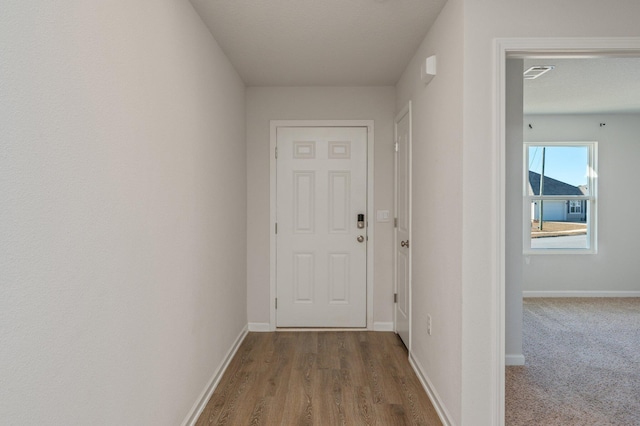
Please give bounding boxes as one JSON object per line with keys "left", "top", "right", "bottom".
{"left": 494, "top": 37, "right": 640, "bottom": 424}
{"left": 269, "top": 120, "right": 375, "bottom": 331}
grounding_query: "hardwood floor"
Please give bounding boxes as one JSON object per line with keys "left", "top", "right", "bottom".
{"left": 196, "top": 331, "right": 442, "bottom": 425}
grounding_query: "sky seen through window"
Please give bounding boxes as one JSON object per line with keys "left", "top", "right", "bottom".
{"left": 528, "top": 146, "right": 588, "bottom": 187}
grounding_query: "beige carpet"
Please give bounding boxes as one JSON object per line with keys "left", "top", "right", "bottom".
{"left": 506, "top": 298, "right": 640, "bottom": 425}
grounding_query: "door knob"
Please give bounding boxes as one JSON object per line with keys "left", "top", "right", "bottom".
{"left": 357, "top": 235, "right": 365, "bottom": 243}
{"left": 400, "top": 240, "right": 410, "bottom": 248}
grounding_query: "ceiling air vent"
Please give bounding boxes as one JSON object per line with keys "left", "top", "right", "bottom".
{"left": 523, "top": 65, "right": 555, "bottom": 80}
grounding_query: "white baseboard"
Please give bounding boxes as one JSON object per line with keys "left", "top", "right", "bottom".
{"left": 373, "top": 321, "right": 394, "bottom": 331}
{"left": 524, "top": 290, "right": 640, "bottom": 298}
{"left": 181, "top": 325, "right": 248, "bottom": 426}
{"left": 248, "top": 322, "right": 272, "bottom": 332}
{"left": 409, "top": 352, "right": 455, "bottom": 426}
{"left": 505, "top": 354, "right": 525, "bottom": 366}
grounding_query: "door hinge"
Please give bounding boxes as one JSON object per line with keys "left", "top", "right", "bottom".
{"left": 275, "top": 298, "right": 278, "bottom": 309}
{"left": 394, "top": 142, "right": 399, "bottom": 152}
{"left": 394, "top": 218, "right": 398, "bottom": 228}
{"left": 275, "top": 223, "right": 277, "bottom": 234}
{"left": 394, "top": 293, "right": 398, "bottom": 303}
{"left": 275, "top": 147, "right": 278, "bottom": 159}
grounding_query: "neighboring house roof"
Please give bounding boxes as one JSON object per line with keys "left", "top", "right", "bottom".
{"left": 528, "top": 171, "right": 585, "bottom": 196}
{"left": 577, "top": 185, "right": 589, "bottom": 195}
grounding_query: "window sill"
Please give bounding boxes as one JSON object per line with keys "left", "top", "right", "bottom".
{"left": 524, "top": 248, "right": 597, "bottom": 255}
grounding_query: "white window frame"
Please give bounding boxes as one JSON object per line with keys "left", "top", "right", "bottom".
{"left": 523, "top": 141, "right": 598, "bottom": 254}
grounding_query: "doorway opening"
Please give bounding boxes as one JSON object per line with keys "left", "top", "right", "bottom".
{"left": 497, "top": 38, "right": 640, "bottom": 423}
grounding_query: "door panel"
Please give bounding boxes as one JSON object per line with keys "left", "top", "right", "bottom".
{"left": 328, "top": 253, "right": 349, "bottom": 302}
{"left": 293, "top": 172, "right": 315, "bottom": 232}
{"left": 395, "top": 107, "right": 411, "bottom": 348}
{"left": 293, "top": 253, "right": 314, "bottom": 302}
{"left": 328, "top": 172, "right": 350, "bottom": 233}
{"left": 276, "top": 127, "right": 367, "bottom": 327}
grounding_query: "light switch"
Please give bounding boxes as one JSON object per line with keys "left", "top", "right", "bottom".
{"left": 376, "top": 210, "right": 390, "bottom": 222}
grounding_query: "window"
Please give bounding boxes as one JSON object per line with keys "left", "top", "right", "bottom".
{"left": 569, "top": 200, "right": 582, "bottom": 214}
{"left": 524, "top": 142, "right": 597, "bottom": 254}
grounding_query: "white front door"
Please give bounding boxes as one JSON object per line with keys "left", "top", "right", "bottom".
{"left": 395, "top": 105, "right": 411, "bottom": 348}
{"left": 276, "top": 127, "right": 368, "bottom": 327}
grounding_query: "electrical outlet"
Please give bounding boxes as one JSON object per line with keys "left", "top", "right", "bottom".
{"left": 427, "top": 314, "right": 432, "bottom": 335}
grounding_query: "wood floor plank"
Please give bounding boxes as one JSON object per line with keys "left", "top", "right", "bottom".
{"left": 223, "top": 336, "right": 277, "bottom": 425}
{"left": 353, "top": 385, "right": 376, "bottom": 425}
{"left": 196, "top": 334, "right": 258, "bottom": 425}
{"left": 196, "top": 331, "right": 442, "bottom": 426}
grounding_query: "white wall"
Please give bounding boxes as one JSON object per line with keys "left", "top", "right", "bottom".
{"left": 463, "top": 1, "right": 640, "bottom": 424}
{"left": 0, "top": 2, "right": 246, "bottom": 424}
{"left": 246, "top": 86, "right": 396, "bottom": 327}
{"left": 520, "top": 114, "right": 640, "bottom": 294}
{"left": 396, "top": 0, "right": 464, "bottom": 423}
{"left": 505, "top": 59, "right": 524, "bottom": 365}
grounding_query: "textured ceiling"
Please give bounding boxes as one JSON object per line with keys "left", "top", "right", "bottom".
{"left": 190, "top": 0, "right": 447, "bottom": 86}
{"left": 524, "top": 58, "right": 640, "bottom": 115}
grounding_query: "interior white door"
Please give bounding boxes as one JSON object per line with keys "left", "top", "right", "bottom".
{"left": 395, "top": 106, "right": 411, "bottom": 348}
{"left": 276, "top": 127, "right": 367, "bottom": 327}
